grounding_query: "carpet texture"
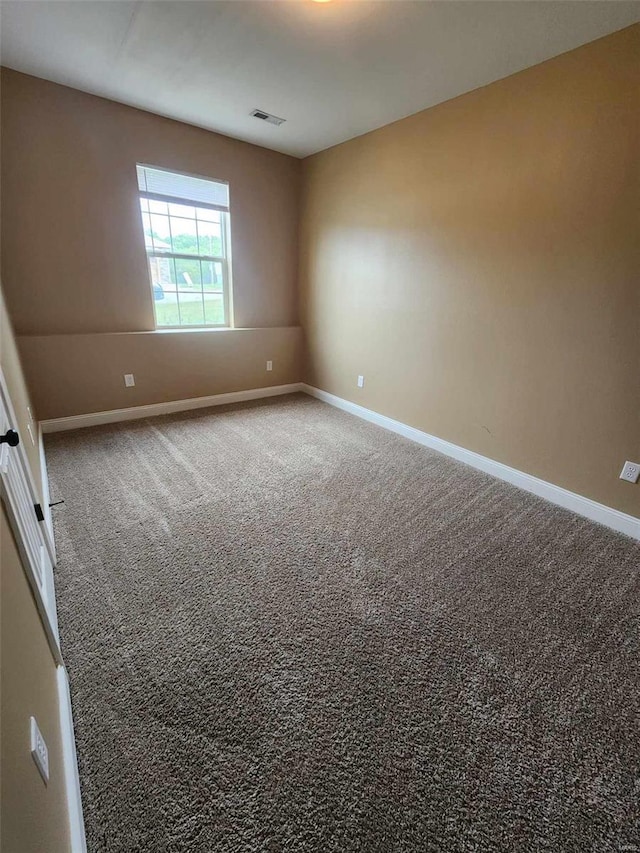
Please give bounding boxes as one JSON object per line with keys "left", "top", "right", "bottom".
{"left": 45, "top": 393, "right": 639, "bottom": 853}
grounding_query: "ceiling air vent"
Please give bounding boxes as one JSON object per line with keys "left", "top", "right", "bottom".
{"left": 250, "top": 109, "right": 286, "bottom": 126}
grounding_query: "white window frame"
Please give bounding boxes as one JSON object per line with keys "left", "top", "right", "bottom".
{"left": 137, "top": 165, "right": 233, "bottom": 330}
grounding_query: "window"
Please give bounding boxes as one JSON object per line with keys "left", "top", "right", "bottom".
{"left": 137, "top": 164, "right": 232, "bottom": 329}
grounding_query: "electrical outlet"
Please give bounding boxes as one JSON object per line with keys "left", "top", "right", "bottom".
{"left": 619, "top": 461, "right": 640, "bottom": 484}
{"left": 266, "top": 360, "right": 273, "bottom": 372}
{"left": 30, "top": 717, "right": 49, "bottom": 785}
{"left": 357, "top": 375, "right": 364, "bottom": 388}
{"left": 124, "top": 374, "right": 135, "bottom": 388}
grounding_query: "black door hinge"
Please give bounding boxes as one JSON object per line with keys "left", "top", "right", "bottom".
{"left": 34, "top": 503, "right": 45, "bottom": 522}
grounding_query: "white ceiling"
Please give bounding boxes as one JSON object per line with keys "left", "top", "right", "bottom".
{"left": 1, "top": 1, "right": 638, "bottom": 158}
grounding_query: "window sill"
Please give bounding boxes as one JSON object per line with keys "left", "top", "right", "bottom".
{"left": 154, "top": 326, "right": 232, "bottom": 334}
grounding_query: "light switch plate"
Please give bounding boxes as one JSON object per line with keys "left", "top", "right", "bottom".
{"left": 357, "top": 375, "right": 364, "bottom": 388}
{"left": 30, "top": 717, "right": 49, "bottom": 785}
{"left": 266, "top": 360, "right": 273, "bottom": 371}
{"left": 124, "top": 374, "right": 135, "bottom": 387}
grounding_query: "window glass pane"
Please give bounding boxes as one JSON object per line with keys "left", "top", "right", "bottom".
{"left": 177, "top": 292, "right": 205, "bottom": 326}
{"left": 150, "top": 215, "right": 171, "bottom": 251}
{"left": 166, "top": 257, "right": 179, "bottom": 288}
{"left": 170, "top": 217, "right": 199, "bottom": 255}
{"left": 175, "top": 258, "right": 202, "bottom": 289}
{"left": 196, "top": 207, "right": 221, "bottom": 223}
{"left": 202, "top": 260, "right": 223, "bottom": 291}
{"left": 141, "top": 212, "right": 153, "bottom": 249}
{"left": 154, "top": 290, "right": 180, "bottom": 327}
{"left": 140, "top": 198, "right": 149, "bottom": 213}
{"left": 197, "top": 219, "right": 223, "bottom": 256}
{"left": 148, "top": 256, "right": 176, "bottom": 289}
{"left": 168, "top": 202, "right": 196, "bottom": 218}
{"left": 204, "top": 294, "right": 225, "bottom": 325}
{"left": 148, "top": 199, "right": 169, "bottom": 215}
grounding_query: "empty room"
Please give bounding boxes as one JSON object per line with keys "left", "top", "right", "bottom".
{"left": 0, "top": 1, "right": 639, "bottom": 851}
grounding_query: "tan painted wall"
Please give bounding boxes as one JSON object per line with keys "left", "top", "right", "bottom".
{"left": 19, "top": 326, "right": 303, "bottom": 420}
{"left": 300, "top": 25, "right": 640, "bottom": 518}
{"left": 1, "top": 508, "right": 70, "bottom": 853}
{"left": 1, "top": 68, "right": 300, "bottom": 334}
{"left": 1, "top": 69, "right": 302, "bottom": 419}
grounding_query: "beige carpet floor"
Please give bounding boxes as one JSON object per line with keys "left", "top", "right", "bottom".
{"left": 45, "top": 393, "right": 639, "bottom": 852}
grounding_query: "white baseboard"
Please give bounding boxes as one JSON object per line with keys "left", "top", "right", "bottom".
{"left": 301, "top": 384, "right": 640, "bottom": 541}
{"left": 57, "top": 665, "right": 87, "bottom": 853}
{"left": 40, "top": 379, "right": 639, "bottom": 538}
{"left": 41, "top": 383, "right": 304, "bottom": 433}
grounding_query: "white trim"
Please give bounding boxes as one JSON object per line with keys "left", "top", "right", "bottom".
{"left": 41, "top": 383, "right": 304, "bottom": 433}
{"left": 38, "top": 427, "right": 56, "bottom": 553}
{"left": 57, "top": 666, "right": 87, "bottom": 853}
{"left": 301, "top": 384, "right": 640, "bottom": 541}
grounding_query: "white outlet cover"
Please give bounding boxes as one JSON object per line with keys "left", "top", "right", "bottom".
{"left": 30, "top": 717, "right": 49, "bottom": 785}
{"left": 357, "top": 375, "right": 365, "bottom": 388}
{"left": 124, "top": 373, "right": 135, "bottom": 387}
{"left": 266, "top": 360, "right": 273, "bottom": 371}
{"left": 619, "top": 461, "right": 640, "bottom": 484}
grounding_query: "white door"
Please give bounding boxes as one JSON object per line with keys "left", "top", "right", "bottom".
{"left": 0, "top": 371, "right": 61, "bottom": 664}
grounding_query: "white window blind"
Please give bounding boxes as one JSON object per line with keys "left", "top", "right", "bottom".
{"left": 136, "top": 164, "right": 229, "bottom": 211}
